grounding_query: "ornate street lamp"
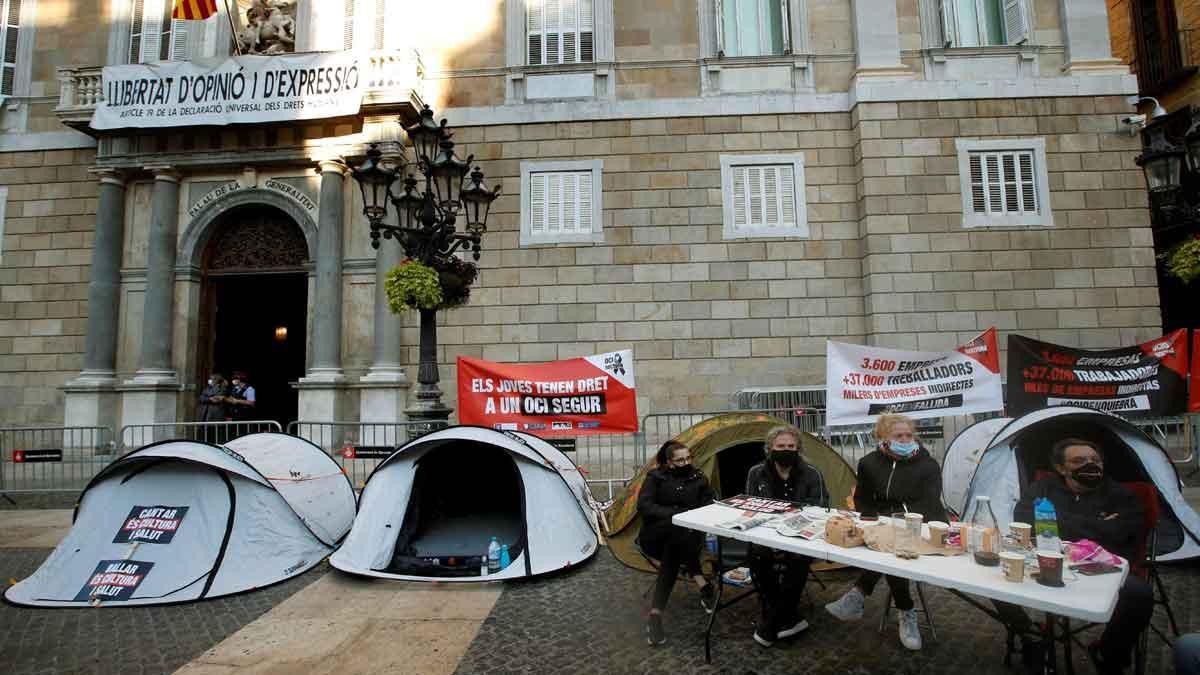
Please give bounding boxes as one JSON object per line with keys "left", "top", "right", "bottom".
{"left": 1136, "top": 123, "right": 1185, "bottom": 193}
{"left": 351, "top": 105, "right": 500, "bottom": 425}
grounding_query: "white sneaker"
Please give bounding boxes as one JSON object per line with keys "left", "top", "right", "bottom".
{"left": 824, "top": 587, "right": 865, "bottom": 621}
{"left": 776, "top": 619, "right": 809, "bottom": 639}
{"left": 898, "top": 609, "right": 923, "bottom": 651}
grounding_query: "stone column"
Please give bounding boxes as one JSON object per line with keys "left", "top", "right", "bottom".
{"left": 1058, "top": 0, "right": 1130, "bottom": 75}
{"left": 63, "top": 169, "right": 127, "bottom": 430}
{"left": 298, "top": 159, "right": 352, "bottom": 421}
{"left": 121, "top": 167, "right": 182, "bottom": 429}
{"left": 359, "top": 240, "right": 409, "bottom": 429}
{"left": 850, "top": 0, "right": 911, "bottom": 83}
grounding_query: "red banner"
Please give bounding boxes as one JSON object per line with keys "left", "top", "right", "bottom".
{"left": 457, "top": 350, "right": 637, "bottom": 436}
{"left": 1191, "top": 331, "right": 1200, "bottom": 413}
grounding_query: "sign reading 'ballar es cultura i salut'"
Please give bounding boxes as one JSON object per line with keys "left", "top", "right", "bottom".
{"left": 91, "top": 52, "right": 363, "bottom": 130}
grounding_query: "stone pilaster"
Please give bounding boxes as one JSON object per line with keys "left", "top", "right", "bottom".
{"left": 1058, "top": 0, "right": 1130, "bottom": 75}
{"left": 63, "top": 169, "right": 127, "bottom": 430}
{"left": 849, "top": 0, "right": 912, "bottom": 88}
{"left": 359, "top": 234, "right": 409, "bottom": 424}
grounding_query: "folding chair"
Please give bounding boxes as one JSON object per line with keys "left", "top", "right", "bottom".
{"left": 878, "top": 580, "right": 938, "bottom": 642}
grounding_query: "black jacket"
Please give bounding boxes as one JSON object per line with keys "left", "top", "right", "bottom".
{"left": 854, "top": 445, "right": 946, "bottom": 521}
{"left": 1013, "top": 475, "right": 1144, "bottom": 562}
{"left": 637, "top": 466, "right": 714, "bottom": 536}
{"left": 745, "top": 459, "right": 829, "bottom": 508}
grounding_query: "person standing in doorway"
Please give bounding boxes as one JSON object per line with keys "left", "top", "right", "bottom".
{"left": 199, "top": 373, "right": 229, "bottom": 422}
{"left": 227, "top": 371, "right": 257, "bottom": 421}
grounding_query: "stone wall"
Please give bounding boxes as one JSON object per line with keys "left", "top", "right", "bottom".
{"left": 0, "top": 149, "right": 98, "bottom": 424}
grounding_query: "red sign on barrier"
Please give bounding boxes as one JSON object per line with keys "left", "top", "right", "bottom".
{"left": 13, "top": 449, "right": 63, "bottom": 463}
{"left": 457, "top": 350, "right": 637, "bottom": 437}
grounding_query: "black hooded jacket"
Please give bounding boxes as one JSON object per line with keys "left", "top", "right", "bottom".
{"left": 745, "top": 459, "right": 829, "bottom": 507}
{"left": 1013, "top": 475, "right": 1144, "bottom": 562}
{"left": 854, "top": 444, "right": 946, "bottom": 521}
{"left": 637, "top": 466, "right": 714, "bottom": 550}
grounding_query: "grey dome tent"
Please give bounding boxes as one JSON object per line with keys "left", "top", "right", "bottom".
{"left": 957, "top": 406, "right": 1200, "bottom": 561}
{"left": 5, "top": 434, "right": 355, "bottom": 607}
{"left": 330, "top": 426, "right": 601, "bottom": 581}
{"left": 942, "top": 416, "right": 1012, "bottom": 517}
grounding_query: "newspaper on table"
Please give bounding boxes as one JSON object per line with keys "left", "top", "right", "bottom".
{"left": 715, "top": 494, "right": 794, "bottom": 531}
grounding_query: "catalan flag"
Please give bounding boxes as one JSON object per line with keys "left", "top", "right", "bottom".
{"left": 173, "top": 0, "right": 219, "bottom": 21}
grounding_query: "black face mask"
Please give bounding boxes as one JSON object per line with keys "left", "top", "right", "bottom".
{"left": 669, "top": 464, "right": 693, "bottom": 477}
{"left": 1070, "top": 462, "right": 1104, "bottom": 488}
{"left": 770, "top": 451, "right": 799, "bottom": 468}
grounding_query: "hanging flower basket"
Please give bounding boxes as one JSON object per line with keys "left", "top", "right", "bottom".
{"left": 385, "top": 259, "right": 443, "bottom": 313}
{"left": 1164, "top": 237, "right": 1200, "bottom": 285}
{"left": 432, "top": 256, "right": 479, "bottom": 310}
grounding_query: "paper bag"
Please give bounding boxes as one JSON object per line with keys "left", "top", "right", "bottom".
{"left": 825, "top": 515, "right": 865, "bottom": 548}
{"left": 863, "top": 523, "right": 965, "bottom": 557}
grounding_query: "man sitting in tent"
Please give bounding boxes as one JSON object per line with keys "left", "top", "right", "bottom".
{"left": 745, "top": 424, "right": 829, "bottom": 647}
{"left": 995, "top": 437, "right": 1153, "bottom": 674}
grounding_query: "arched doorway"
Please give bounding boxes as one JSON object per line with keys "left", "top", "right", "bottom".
{"left": 197, "top": 205, "right": 309, "bottom": 426}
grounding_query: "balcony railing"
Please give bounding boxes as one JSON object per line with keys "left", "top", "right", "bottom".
{"left": 1135, "top": 21, "right": 1198, "bottom": 95}
{"left": 55, "top": 49, "right": 424, "bottom": 129}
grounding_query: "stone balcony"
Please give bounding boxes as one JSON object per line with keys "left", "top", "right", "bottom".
{"left": 55, "top": 49, "right": 425, "bottom": 132}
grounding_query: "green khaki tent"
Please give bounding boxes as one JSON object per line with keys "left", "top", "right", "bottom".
{"left": 604, "top": 412, "right": 857, "bottom": 572}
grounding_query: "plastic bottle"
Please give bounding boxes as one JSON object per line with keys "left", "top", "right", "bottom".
{"left": 1034, "top": 498, "right": 1061, "bottom": 552}
{"left": 969, "top": 496, "right": 1000, "bottom": 559}
{"left": 499, "top": 544, "right": 511, "bottom": 569}
{"left": 705, "top": 533, "right": 718, "bottom": 555}
{"left": 487, "top": 536, "right": 502, "bottom": 573}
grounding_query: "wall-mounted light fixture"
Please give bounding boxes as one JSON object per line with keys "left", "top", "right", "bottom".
{"left": 274, "top": 326, "right": 288, "bottom": 341}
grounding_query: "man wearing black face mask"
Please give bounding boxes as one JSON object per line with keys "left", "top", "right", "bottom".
{"left": 744, "top": 425, "right": 828, "bottom": 647}
{"left": 997, "top": 438, "right": 1151, "bottom": 674}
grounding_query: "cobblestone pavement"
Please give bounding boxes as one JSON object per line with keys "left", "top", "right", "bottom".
{"left": 0, "top": 548, "right": 327, "bottom": 675}
{"left": 456, "top": 550, "right": 1199, "bottom": 675}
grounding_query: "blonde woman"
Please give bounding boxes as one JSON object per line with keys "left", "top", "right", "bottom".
{"left": 824, "top": 413, "right": 945, "bottom": 651}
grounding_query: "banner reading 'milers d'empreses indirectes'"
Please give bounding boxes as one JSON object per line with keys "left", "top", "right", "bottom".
{"left": 457, "top": 350, "right": 637, "bottom": 437}
{"left": 825, "top": 329, "right": 1004, "bottom": 426}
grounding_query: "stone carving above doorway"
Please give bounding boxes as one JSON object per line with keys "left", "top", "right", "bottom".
{"left": 206, "top": 207, "right": 309, "bottom": 273}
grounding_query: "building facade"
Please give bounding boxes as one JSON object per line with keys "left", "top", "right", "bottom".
{"left": 0, "top": 0, "right": 1164, "bottom": 429}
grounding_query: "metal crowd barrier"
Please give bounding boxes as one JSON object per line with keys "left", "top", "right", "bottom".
{"left": 286, "top": 420, "right": 449, "bottom": 488}
{"left": 1126, "top": 415, "right": 1197, "bottom": 468}
{"left": 0, "top": 426, "right": 116, "bottom": 496}
{"left": 119, "top": 420, "right": 283, "bottom": 450}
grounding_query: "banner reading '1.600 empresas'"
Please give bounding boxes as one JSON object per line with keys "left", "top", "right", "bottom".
{"left": 91, "top": 52, "right": 363, "bottom": 130}
{"left": 825, "top": 328, "right": 1004, "bottom": 426}
{"left": 457, "top": 350, "right": 637, "bottom": 437}
{"left": 1007, "top": 330, "right": 1190, "bottom": 416}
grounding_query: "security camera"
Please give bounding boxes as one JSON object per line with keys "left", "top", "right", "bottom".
{"left": 1122, "top": 114, "right": 1147, "bottom": 126}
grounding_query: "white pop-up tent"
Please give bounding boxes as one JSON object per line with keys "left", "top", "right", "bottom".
{"left": 331, "top": 426, "right": 601, "bottom": 581}
{"left": 942, "top": 416, "right": 1012, "bottom": 517}
{"left": 5, "top": 435, "right": 355, "bottom": 607}
{"left": 957, "top": 406, "right": 1200, "bottom": 561}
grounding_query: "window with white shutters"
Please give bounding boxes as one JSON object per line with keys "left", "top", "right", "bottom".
{"left": 936, "top": 0, "right": 1028, "bottom": 47}
{"left": 955, "top": 138, "right": 1051, "bottom": 227}
{"left": 521, "top": 160, "right": 604, "bottom": 245}
{"left": 526, "top": 0, "right": 594, "bottom": 65}
{"left": 128, "top": 0, "right": 190, "bottom": 63}
{"left": 720, "top": 154, "right": 807, "bottom": 239}
{"left": 343, "top": 0, "right": 356, "bottom": 50}
{"left": 0, "top": 0, "right": 20, "bottom": 96}
{"left": 716, "top": 0, "right": 789, "bottom": 57}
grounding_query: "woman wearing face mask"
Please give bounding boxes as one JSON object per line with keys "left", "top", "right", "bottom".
{"left": 637, "top": 439, "right": 715, "bottom": 646}
{"left": 825, "top": 413, "right": 946, "bottom": 652}
{"left": 199, "top": 373, "right": 229, "bottom": 423}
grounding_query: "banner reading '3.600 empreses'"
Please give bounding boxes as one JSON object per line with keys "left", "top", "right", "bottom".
{"left": 457, "top": 351, "right": 637, "bottom": 437}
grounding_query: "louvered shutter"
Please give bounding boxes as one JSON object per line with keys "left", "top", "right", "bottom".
{"left": 545, "top": 0, "right": 561, "bottom": 64}
{"left": 561, "top": 0, "right": 577, "bottom": 63}
{"left": 530, "top": 173, "right": 547, "bottom": 236}
{"left": 732, "top": 164, "right": 797, "bottom": 232}
{"left": 969, "top": 150, "right": 1038, "bottom": 216}
{"left": 527, "top": 0, "right": 543, "bottom": 64}
{"left": 938, "top": 0, "right": 958, "bottom": 47}
{"left": 136, "top": 0, "right": 165, "bottom": 63}
{"left": 343, "top": 0, "right": 356, "bottom": 50}
{"left": 579, "top": 0, "right": 594, "bottom": 61}
{"left": 1, "top": 0, "right": 21, "bottom": 96}
{"left": 128, "top": 0, "right": 144, "bottom": 63}
{"left": 576, "top": 172, "right": 593, "bottom": 234}
{"left": 714, "top": 0, "right": 725, "bottom": 55}
{"left": 169, "top": 19, "right": 192, "bottom": 60}
{"left": 373, "top": 0, "right": 386, "bottom": 49}
{"left": 1003, "top": 0, "right": 1029, "bottom": 45}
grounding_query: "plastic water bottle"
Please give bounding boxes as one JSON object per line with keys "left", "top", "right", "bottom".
{"left": 969, "top": 496, "right": 999, "bottom": 558}
{"left": 499, "top": 544, "right": 511, "bottom": 570}
{"left": 705, "top": 533, "right": 718, "bottom": 554}
{"left": 487, "top": 537, "right": 502, "bottom": 573}
{"left": 1034, "top": 498, "right": 1061, "bottom": 552}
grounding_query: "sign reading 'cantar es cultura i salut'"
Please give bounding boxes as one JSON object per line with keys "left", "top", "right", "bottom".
{"left": 91, "top": 52, "right": 363, "bottom": 130}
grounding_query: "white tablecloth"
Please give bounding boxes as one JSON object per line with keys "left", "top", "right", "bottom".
{"left": 673, "top": 503, "right": 1128, "bottom": 623}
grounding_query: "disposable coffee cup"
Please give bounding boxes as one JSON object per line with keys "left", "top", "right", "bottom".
{"left": 1010, "top": 522, "right": 1032, "bottom": 548}
{"left": 1000, "top": 551, "right": 1025, "bottom": 582}
{"left": 927, "top": 521, "right": 949, "bottom": 547}
{"left": 1036, "top": 551, "right": 1065, "bottom": 587}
